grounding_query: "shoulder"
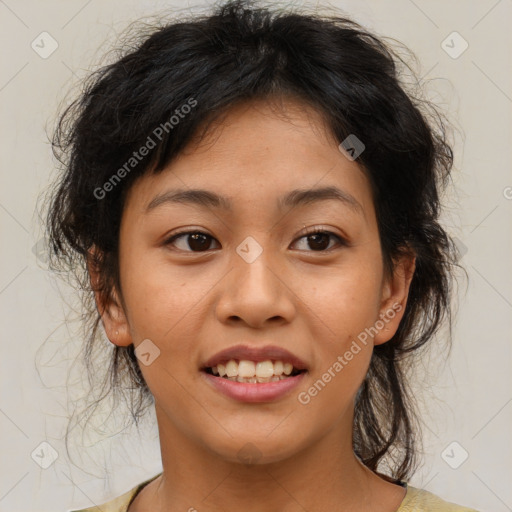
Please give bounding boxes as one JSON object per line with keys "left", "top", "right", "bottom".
{"left": 398, "top": 485, "right": 480, "bottom": 512}
{"left": 67, "top": 487, "right": 136, "bottom": 512}
{"left": 67, "top": 473, "right": 162, "bottom": 512}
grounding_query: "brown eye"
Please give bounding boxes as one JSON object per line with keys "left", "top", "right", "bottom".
{"left": 292, "top": 230, "right": 346, "bottom": 252}
{"left": 165, "top": 231, "right": 220, "bottom": 252}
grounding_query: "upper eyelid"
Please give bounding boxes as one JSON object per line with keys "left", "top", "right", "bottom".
{"left": 166, "top": 228, "right": 347, "bottom": 250}
{"left": 168, "top": 223, "right": 345, "bottom": 237}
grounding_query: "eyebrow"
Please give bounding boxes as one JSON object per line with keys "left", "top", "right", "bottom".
{"left": 145, "top": 185, "right": 363, "bottom": 215}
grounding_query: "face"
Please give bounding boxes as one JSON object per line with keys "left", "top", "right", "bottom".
{"left": 93, "top": 98, "right": 413, "bottom": 465}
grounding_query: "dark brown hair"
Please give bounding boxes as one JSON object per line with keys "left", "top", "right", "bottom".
{"left": 44, "top": 0, "right": 457, "bottom": 481}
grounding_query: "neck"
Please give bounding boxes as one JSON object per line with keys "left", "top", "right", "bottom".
{"left": 130, "top": 403, "right": 406, "bottom": 512}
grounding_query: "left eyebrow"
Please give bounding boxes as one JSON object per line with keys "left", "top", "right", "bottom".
{"left": 145, "top": 185, "right": 363, "bottom": 215}
{"left": 278, "top": 186, "right": 363, "bottom": 215}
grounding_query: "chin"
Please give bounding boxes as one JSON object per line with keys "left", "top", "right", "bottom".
{"left": 205, "top": 430, "right": 306, "bottom": 466}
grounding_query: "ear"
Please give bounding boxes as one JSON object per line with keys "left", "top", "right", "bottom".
{"left": 87, "top": 246, "right": 132, "bottom": 347}
{"left": 373, "top": 249, "right": 416, "bottom": 346}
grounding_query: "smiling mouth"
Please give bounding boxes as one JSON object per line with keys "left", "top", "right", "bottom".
{"left": 202, "top": 359, "right": 306, "bottom": 383}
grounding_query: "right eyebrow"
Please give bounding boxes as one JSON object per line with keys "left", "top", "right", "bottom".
{"left": 145, "top": 188, "right": 232, "bottom": 213}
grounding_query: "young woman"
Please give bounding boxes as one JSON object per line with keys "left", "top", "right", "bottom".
{"left": 45, "top": 0, "right": 479, "bottom": 510}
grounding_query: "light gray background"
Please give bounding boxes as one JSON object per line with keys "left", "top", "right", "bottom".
{"left": 1, "top": 1, "right": 511, "bottom": 511}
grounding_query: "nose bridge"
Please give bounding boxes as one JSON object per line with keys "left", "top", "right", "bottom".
{"left": 236, "top": 242, "right": 276, "bottom": 294}
{"left": 215, "top": 235, "right": 295, "bottom": 327}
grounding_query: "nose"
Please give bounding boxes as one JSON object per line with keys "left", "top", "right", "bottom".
{"left": 215, "top": 248, "right": 296, "bottom": 329}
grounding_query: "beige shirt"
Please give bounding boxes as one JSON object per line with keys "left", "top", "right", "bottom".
{"left": 69, "top": 473, "right": 480, "bottom": 512}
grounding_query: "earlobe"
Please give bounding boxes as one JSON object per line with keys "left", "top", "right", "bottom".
{"left": 86, "top": 246, "right": 132, "bottom": 347}
{"left": 374, "top": 251, "right": 416, "bottom": 346}
{"left": 99, "top": 287, "right": 133, "bottom": 347}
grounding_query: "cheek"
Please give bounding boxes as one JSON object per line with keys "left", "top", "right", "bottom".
{"left": 119, "top": 261, "right": 206, "bottom": 412}
{"left": 119, "top": 250, "right": 216, "bottom": 382}
{"left": 301, "top": 259, "right": 382, "bottom": 398}
{"left": 120, "top": 248, "right": 204, "bottom": 337}
{"left": 307, "top": 258, "right": 383, "bottom": 334}
{"left": 298, "top": 327, "right": 373, "bottom": 425}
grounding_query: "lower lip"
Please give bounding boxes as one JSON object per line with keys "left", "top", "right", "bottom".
{"left": 201, "top": 371, "right": 307, "bottom": 403}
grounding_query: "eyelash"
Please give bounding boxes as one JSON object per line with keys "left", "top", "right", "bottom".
{"left": 163, "top": 227, "right": 347, "bottom": 253}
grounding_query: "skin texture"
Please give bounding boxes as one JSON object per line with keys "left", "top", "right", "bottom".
{"left": 89, "top": 98, "right": 415, "bottom": 511}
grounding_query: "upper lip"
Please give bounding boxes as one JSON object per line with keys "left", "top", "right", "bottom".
{"left": 202, "top": 344, "right": 308, "bottom": 371}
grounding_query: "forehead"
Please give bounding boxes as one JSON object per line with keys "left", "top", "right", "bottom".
{"left": 179, "top": 98, "right": 344, "bottom": 175}
{"left": 123, "top": 98, "right": 374, "bottom": 219}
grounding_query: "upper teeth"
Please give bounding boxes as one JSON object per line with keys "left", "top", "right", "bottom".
{"left": 211, "top": 360, "right": 295, "bottom": 378}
